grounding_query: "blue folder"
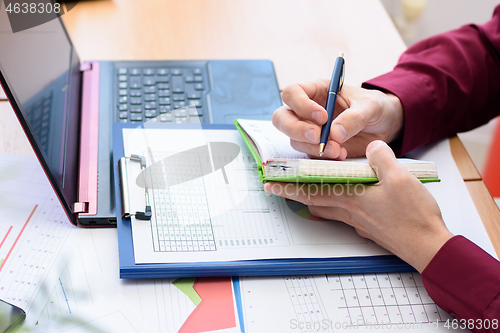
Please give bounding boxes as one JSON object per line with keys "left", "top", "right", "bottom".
{"left": 113, "top": 123, "right": 413, "bottom": 279}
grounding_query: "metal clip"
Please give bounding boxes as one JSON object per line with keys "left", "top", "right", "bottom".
{"left": 119, "top": 155, "right": 152, "bottom": 221}
{"left": 339, "top": 56, "right": 345, "bottom": 92}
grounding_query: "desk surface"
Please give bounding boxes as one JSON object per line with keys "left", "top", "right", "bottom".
{"left": 0, "top": 0, "right": 499, "bottom": 255}
{"left": 61, "top": 0, "right": 406, "bottom": 89}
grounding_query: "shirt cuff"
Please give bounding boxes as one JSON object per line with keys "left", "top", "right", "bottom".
{"left": 421, "top": 235, "right": 500, "bottom": 320}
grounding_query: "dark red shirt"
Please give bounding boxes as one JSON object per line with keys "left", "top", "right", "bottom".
{"left": 362, "top": 4, "right": 500, "bottom": 331}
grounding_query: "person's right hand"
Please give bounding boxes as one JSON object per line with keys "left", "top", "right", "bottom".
{"left": 272, "top": 80, "right": 404, "bottom": 159}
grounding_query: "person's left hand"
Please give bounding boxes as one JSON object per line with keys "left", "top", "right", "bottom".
{"left": 263, "top": 140, "right": 454, "bottom": 273}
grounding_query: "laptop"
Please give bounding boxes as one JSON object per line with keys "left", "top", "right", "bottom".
{"left": 0, "top": 8, "right": 282, "bottom": 227}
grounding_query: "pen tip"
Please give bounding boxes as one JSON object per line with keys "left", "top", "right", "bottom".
{"left": 319, "top": 143, "right": 326, "bottom": 156}
{"left": 339, "top": 52, "right": 344, "bottom": 57}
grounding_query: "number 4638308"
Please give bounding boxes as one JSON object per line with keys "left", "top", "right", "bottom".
{"left": 5, "top": 2, "right": 61, "bottom": 14}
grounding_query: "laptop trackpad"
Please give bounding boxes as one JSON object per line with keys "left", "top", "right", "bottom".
{"left": 207, "top": 60, "right": 282, "bottom": 124}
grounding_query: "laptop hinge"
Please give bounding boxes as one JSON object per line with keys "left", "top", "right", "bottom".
{"left": 80, "top": 62, "right": 93, "bottom": 72}
{"left": 74, "top": 202, "right": 89, "bottom": 214}
{"left": 78, "top": 61, "right": 100, "bottom": 216}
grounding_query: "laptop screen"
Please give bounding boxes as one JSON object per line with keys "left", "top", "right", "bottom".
{"left": 0, "top": 6, "right": 81, "bottom": 222}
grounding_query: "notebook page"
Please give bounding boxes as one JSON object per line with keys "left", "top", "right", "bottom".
{"left": 237, "top": 119, "right": 308, "bottom": 161}
{"left": 238, "top": 120, "right": 431, "bottom": 164}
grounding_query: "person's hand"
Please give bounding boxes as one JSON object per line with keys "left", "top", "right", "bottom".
{"left": 272, "top": 81, "right": 404, "bottom": 159}
{"left": 263, "top": 140, "right": 454, "bottom": 273}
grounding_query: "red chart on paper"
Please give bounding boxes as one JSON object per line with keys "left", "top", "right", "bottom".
{"left": 178, "top": 277, "right": 236, "bottom": 333}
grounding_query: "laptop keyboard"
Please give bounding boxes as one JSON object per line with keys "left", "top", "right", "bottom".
{"left": 115, "top": 67, "right": 208, "bottom": 123}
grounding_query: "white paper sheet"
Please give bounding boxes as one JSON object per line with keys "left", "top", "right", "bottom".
{"left": 239, "top": 274, "right": 467, "bottom": 332}
{"left": 407, "top": 139, "right": 497, "bottom": 258}
{"left": 32, "top": 296, "right": 151, "bottom": 333}
{"left": 0, "top": 152, "right": 81, "bottom": 324}
{"left": 237, "top": 119, "right": 308, "bottom": 161}
{"left": 35, "top": 228, "right": 242, "bottom": 333}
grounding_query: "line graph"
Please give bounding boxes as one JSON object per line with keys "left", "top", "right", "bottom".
{"left": 59, "top": 278, "right": 71, "bottom": 314}
{"left": 0, "top": 205, "right": 37, "bottom": 272}
{"left": 0, "top": 152, "right": 82, "bottom": 323}
{"left": 0, "top": 226, "right": 13, "bottom": 248}
{"left": 0, "top": 226, "right": 13, "bottom": 267}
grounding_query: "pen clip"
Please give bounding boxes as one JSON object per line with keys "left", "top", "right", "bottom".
{"left": 339, "top": 59, "right": 345, "bottom": 92}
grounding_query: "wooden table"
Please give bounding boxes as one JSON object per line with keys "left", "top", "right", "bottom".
{"left": 1, "top": 0, "right": 499, "bottom": 255}
{"left": 61, "top": 0, "right": 406, "bottom": 88}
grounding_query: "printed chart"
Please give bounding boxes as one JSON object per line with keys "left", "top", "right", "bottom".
{"left": 283, "top": 276, "right": 335, "bottom": 333}
{"left": 0, "top": 204, "right": 68, "bottom": 314}
{"left": 33, "top": 296, "right": 150, "bottom": 333}
{"left": 326, "top": 272, "right": 453, "bottom": 327}
{"left": 36, "top": 228, "right": 242, "bottom": 333}
{"left": 0, "top": 153, "right": 80, "bottom": 323}
{"left": 174, "top": 277, "right": 237, "bottom": 333}
{"left": 35, "top": 233, "right": 458, "bottom": 333}
{"left": 239, "top": 273, "right": 457, "bottom": 333}
{"left": 0, "top": 205, "right": 37, "bottom": 272}
{"left": 129, "top": 277, "right": 241, "bottom": 333}
{"left": 240, "top": 275, "right": 338, "bottom": 333}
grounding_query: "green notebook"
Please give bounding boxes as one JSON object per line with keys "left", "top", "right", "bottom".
{"left": 234, "top": 119, "right": 440, "bottom": 184}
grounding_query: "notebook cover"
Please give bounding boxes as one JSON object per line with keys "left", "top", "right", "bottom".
{"left": 233, "top": 119, "right": 266, "bottom": 182}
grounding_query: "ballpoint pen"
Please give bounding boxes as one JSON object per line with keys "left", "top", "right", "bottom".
{"left": 319, "top": 52, "right": 345, "bottom": 156}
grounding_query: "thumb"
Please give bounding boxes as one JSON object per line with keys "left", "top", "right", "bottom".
{"left": 366, "top": 140, "right": 406, "bottom": 181}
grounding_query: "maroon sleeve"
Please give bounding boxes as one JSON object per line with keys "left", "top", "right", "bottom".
{"left": 422, "top": 235, "right": 500, "bottom": 331}
{"left": 362, "top": 5, "right": 500, "bottom": 156}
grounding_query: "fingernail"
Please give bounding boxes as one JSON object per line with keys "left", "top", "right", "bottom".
{"left": 367, "top": 140, "right": 384, "bottom": 154}
{"left": 333, "top": 124, "right": 347, "bottom": 142}
{"left": 305, "top": 129, "right": 317, "bottom": 143}
{"left": 312, "top": 111, "right": 323, "bottom": 124}
{"left": 264, "top": 183, "right": 274, "bottom": 194}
